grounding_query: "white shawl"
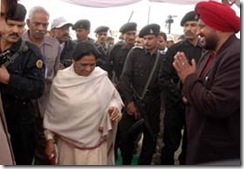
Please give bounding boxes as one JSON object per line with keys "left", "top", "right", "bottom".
{"left": 44, "top": 65, "right": 123, "bottom": 148}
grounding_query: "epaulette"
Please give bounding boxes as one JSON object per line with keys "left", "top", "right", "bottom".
{"left": 109, "top": 42, "right": 124, "bottom": 52}
{"left": 25, "top": 41, "right": 42, "bottom": 56}
{"left": 20, "top": 40, "right": 28, "bottom": 53}
{"left": 3, "top": 40, "right": 28, "bottom": 67}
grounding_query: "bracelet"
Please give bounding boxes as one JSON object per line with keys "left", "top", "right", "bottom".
{"left": 44, "top": 130, "right": 54, "bottom": 141}
{"left": 47, "top": 139, "right": 55, "bottom": 144}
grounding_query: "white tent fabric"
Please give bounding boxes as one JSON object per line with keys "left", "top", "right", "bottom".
{"left": 149, "top": 0, "right": 211, "bottom": 5}
{"left": 60, "top": 0, "right": 143, "bottom": 8}
{"left": 60, "top": 0, "right": 215, "bottom": 8}
{"left": 60, "top": 0, "right": 240, "bottom": 8}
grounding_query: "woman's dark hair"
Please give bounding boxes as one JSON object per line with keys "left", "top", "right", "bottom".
{"left": 72, "top": 41, "right": 101, "bottom": 61}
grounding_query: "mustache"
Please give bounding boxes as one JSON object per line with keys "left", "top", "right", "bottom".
{"left": 35, "top": 31, "right": 45, "bottom": 36}
{"left": 144, "top": 44, "right": 151, "bottom": 48}
{"left": 62, "top": 33, "right": 70, "bottom": 38}
{"left": 9, "top": 33, "right": 19, "bottom": 38}
{"left": 185, "top": 31, "right": 194, "bottom": 36}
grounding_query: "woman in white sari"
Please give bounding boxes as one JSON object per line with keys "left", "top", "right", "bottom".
{"left": 43, "top": 41, "right": 123, "bottom": 165}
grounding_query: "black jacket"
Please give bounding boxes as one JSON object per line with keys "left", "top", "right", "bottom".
{"left": 60, "top": 39, "right": 76, "bottom": 68}
{"left": 1, "top": 38, "right": 45, "bottom": 123}
{"left": 158, "top": 39, "right": 203, "bottom": 104}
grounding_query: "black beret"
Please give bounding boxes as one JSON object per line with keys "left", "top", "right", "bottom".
{"left": 139, "top": 23, "right": 160, "bottom": 38}
{"left": 72, "top": 19, "right": 91, "bottom": 30}
{"left": 180, "top": 11, "right": 198, "bottom": 26}
{"left": 72, "top": 41, "right": 101, "bottom": 61}
{"left": 8, "top": 3, "right": 26, "bottom": 21}
{"left": 94, "top": 26, "right": 109, "bottom": 33}
{"left": 119, "top": 22, "right": 137, "bottom": 33}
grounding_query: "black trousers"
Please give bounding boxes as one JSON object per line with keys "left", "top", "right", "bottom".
{"left": 118, "top": 98, "right": 161, "bottom": 165}
{"left": 161, "top": 101, "right": 187, "bottom": 165}
{"left": 4, "top": 102, "right": 37, "bottom": 165}
{"left": 117, "top": 112, "right": 143, "bottom": 165}
{"left": 32, "top": 100, "right": 51, "bottom": 165}
{"left": 34, "top": 116, "right": 51, "bottom": 165}
{"left": 8, "top": 118, "right": 36, "bottom": 165}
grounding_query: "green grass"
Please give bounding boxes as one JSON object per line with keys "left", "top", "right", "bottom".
{"left": 115, "top": 148, "right": 138, "bottom": 165}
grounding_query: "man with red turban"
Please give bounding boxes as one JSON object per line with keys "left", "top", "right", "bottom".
{"left": 195, "top": 1, "right": 240, "bottom": 33}
{"left": 172, "top": 1, "right": 240, "bottom": 165}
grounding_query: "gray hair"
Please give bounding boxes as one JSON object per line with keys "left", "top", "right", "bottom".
{"left": 28, "top": 6, "right": 50, "bottom": 20}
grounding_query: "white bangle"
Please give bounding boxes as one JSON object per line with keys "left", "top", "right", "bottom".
{"left": 44, "top": 130, "right": 54, "bottom": 141}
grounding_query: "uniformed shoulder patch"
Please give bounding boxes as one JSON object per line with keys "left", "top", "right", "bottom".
{"left": 36, "top": 59, "right": 43, "bottom": 69}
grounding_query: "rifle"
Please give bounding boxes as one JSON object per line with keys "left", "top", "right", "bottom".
{"left": 129, "top": 51, "right": 160, "bottom": 142}
{"left": 133, "top": 94, "right": 156, "bottom": 142}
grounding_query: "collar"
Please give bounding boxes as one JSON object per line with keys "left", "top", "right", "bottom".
{"left": 184, "top": 38, "right": 202, "bottom": 48}
{"left": 145, "top": 48, "right": 158, "bottom": 56}
{"left": 215, "top": 34, "right": 238, "bottom": 55}
{"left": 9, "top": 38, "right": 22, "bottom": 53}
{"left": 23, "top": 30, "right": 53, "bottom": 47}
{"left": 121, "top": 43, "right": 134, "bottom": 50}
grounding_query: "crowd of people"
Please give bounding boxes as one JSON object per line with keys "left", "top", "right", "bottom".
{"left": 0, "top": 0, "right": 240, "bottom": 166}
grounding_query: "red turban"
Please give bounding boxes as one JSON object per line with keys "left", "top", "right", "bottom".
{"left": 195, "top": 1, "right": 240, "bottom": 33}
